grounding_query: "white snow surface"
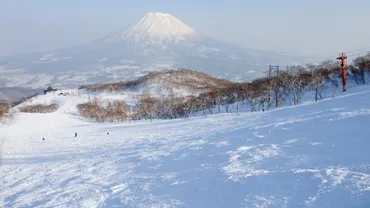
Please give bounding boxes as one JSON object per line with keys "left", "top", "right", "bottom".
{"left": 1, "top": 86, "right": 370, "bottom": 207}
{"left": 104, "top": 12, "right": 196, "bottom": 44}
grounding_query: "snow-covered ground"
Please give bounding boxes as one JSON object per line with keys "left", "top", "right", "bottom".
{"left": 1, "top": 85, "right": 370, "bottom": 207}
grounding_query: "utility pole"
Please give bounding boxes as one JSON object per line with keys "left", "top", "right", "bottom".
{"left": 336, "top": 53, "right": 347, "bottom": 92}
{"left": 276, "top": 65, "right": 279, "bottom": 107}
{"left": 268, "top": 64, "right": 280, "bottom": 107}
{"left": 210, "top": 90, "right": 217, "bottom": 105}
{"left": 268, "top": 65, "right": 272, "bottom": 109}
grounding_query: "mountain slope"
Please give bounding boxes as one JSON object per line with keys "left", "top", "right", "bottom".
{"left": 82, "top": 69, "right": 234, "bottom": 97}
{"left": 0, "top": 12, "right": 321, "bottom": 88}
{"left": 1, "top": 85, "right": 370, "bottom": 207}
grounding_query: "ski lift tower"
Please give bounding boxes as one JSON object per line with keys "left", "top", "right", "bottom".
{"left": 336, "top": 53, "right": 347, "bottom": 92}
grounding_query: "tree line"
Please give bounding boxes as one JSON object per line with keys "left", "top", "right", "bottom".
{"left": 136, "top": 53, "right": 370, "bottom": 120}
{"left": 77, "top": 53, "right": 370, "bottom": 122}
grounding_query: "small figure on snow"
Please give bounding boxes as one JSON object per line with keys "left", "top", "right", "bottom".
{"left": 42, "top": 137, "right": 45, "bottom": 141}
{"left": 74, "top": 132, "right": 78, "bottom": 137}
{"left": 107, "top": 130, "right": 110, "bottom": 135}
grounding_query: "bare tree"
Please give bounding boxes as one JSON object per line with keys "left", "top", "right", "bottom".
{"left": 160, "top": 87, "right": 178, "bottom": 119}
{"left": 280, "top": 66, "right": 310, "bottom": 105}
{"left": 248, "top": 98, "right": 257, "bottom": 112}
{"left": 204, "top": 93, "right": 214, "bottom": 115}
{"left": 0, "top": 105, "right": 5, "bottom": 119}
{"left": 352, "top": 53, "right": 370, "bottom": 84}
{"left": 233, "top": 92, "right": 240, "bottom": 113}
{"left": 307, "top": 63, "right": 330, "bottom": 102}
{"left": 77, "top": 100, "right": 128, "bottom": 122}
{"left": 138, "top": 93, "right": 160, "bottom": 122}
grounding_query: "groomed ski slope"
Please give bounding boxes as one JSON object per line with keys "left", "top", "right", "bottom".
{"left": 1, "top": 86, "right": 370, "bottom": 208}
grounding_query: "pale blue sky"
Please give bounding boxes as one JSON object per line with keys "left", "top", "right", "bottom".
{"left": 1, "top": 0, "right": 369, "bottom": 56}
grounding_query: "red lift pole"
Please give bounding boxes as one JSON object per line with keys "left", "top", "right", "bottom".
{"left": 336, "top": 53, "right": 347, "bottom": 92}
{"left": 210, "top": 90, "right": 217, "bottom": 105}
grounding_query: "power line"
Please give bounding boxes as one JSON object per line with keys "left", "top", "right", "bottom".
{"left": 345, "top": 46, "right": 370, "bottom": 55}
{"left": 346, "top": 50, "right": 370, "bottom": 58}
{"left": 267, "top": 47, "right": 370, "bottom": 97}
{"left": 299, "top": 46, "right": 370, "bottom": 67}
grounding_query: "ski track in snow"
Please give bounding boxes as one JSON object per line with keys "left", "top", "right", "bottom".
{"left": 1, "top": 86, "right": 370, "bottom": 207}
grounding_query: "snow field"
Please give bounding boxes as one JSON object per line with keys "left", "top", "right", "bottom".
{"left": 0, "top": 85, "right": 370, "bottom": 207}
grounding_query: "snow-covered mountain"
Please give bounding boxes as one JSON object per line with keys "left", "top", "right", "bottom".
{"left": 0, "top": 12, "right": 320, "bottom": 88}
{"left": 104, "top": 12, "right": 196, "bottom": 44}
